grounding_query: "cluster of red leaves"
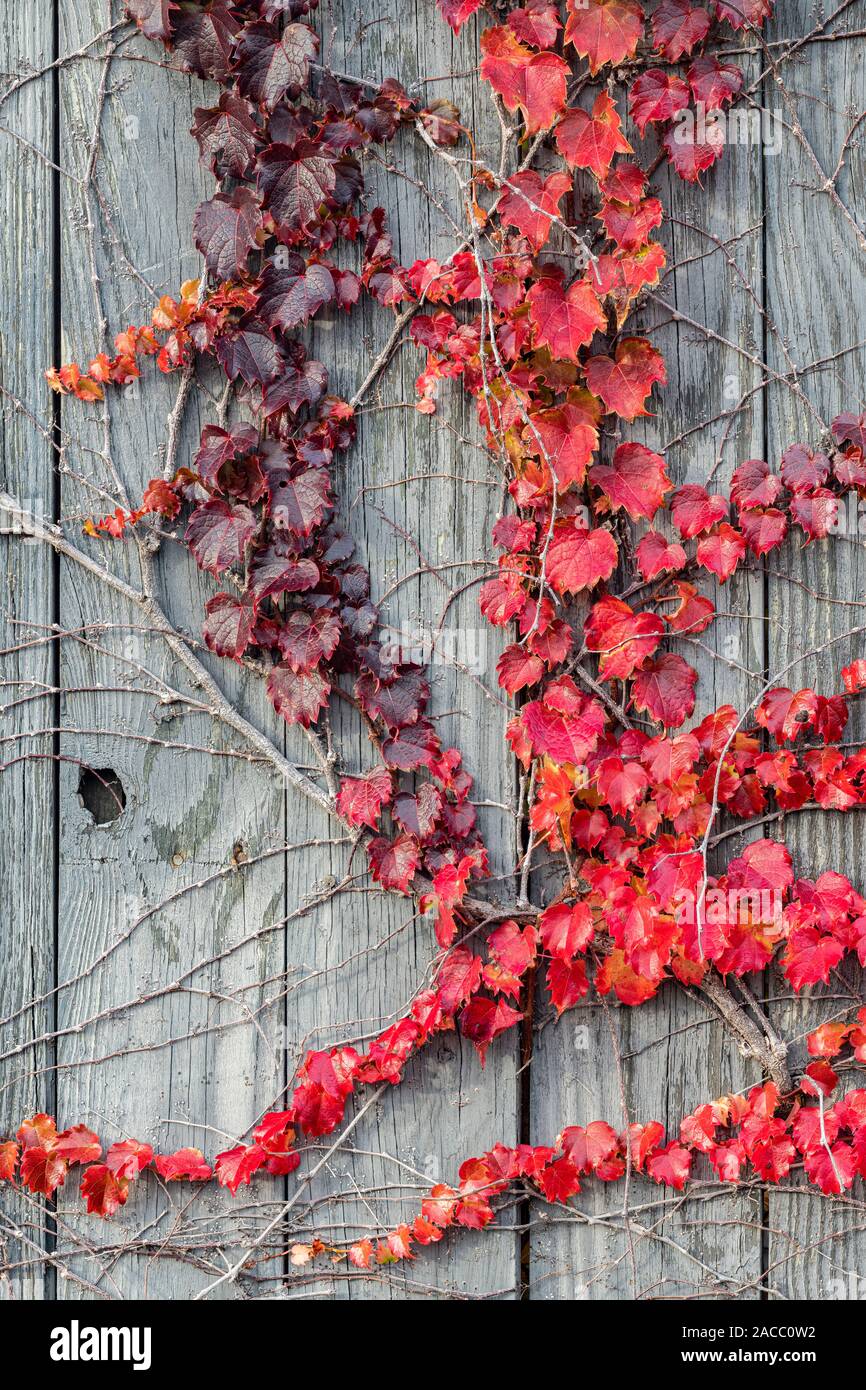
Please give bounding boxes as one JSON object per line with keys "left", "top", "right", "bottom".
{"left": 9, "top": 1072, "right": 866, "bottom": 1250}
{"left": 23, "top": 0, "right": 866, "bottom": 1260}
{"left": 330, "top": 1075, "right": 866, "bottom": 1268}
{"left": 440, "top": 0, "right": 767, "bottom": 181}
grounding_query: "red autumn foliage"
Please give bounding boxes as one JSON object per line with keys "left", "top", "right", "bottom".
{"left": 14, "top": 0, "right": 866, "bottom": 1283}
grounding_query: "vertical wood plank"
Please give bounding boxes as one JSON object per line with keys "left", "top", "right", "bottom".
{"left": 529, "top": 73, "right": 766, "bottom": 1296}
{"left": 0, "top": 2, "right": 57, "bottom": 1301}
{"left": 53, "top": 10, "right": 286, "bottom": 1297}
{"left": 277, "top": 1, "right": 520, "bottom": 1299}
{"left": 764, "top": 0, "right": 866, "bottom": 1299}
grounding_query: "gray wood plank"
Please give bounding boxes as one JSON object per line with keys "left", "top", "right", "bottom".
{"left": 763, "top": 0, "right": 866, "bottom": 1300}
{"left": 529, "top": 71, "right": 766, "bottom": 1297}
{"left": 52, "top": 10, "right": 286, "bottom": 1297}
{"left": 0, "top": 1, "right": 57, "bottom": 1301}
{"left": 277, "top": 0, "right": 520, "bottom": 1299}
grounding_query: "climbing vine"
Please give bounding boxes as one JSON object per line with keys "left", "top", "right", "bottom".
{"left": 4, "top": 0, "right": 866, "bottom": 1284}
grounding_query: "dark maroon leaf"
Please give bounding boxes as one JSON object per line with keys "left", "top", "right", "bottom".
{"left": 235, "top": 21, "right": 318, "bottom": 110}
{"left": 321, "top": 536, "right": 355, "bottom": 569}
{"left": 218, "top": 453, "right": 267, "bottom": 503}
{"left": 365, "top": 263, "right": 411, "bottom": 307}
{"left": 191, "top": 94, "right": 259, "bottom": 178}
{"left": 341, "top": 600, "right": 378, "bottom": 641}
{"left": 381, "top": 720, "right": 439, "bottom": 771}
{"left": 256, "top": 140, "right": 337, "bottom": 233}
{"left": 195, "top": 422, "right": 259, "bottom": 487}
{"left": 320, "top": 118, "right": 368, "bottom": 154}
{"left": 269, "top": 468, "right": 332, "bottom": 536}
{"left": 193, "top": 187, "right": 262, "bottom": 279}
{"left": 261, "top": 357, "right": 328, "bottom": 417}
{"left": 333, "top": 268, "right": 361, "bottom": 310}
{"left": 258, "top": 260, "right": 336, "bottom": 331}
{"left": 780, "top": 443, "right": 830, "bottom": 493}
{"left": 248, "top": 545, "right": 319, "bottom": 604}
{"left": 278, "top": 607, "right": 341, "bottom": 671}
{"left": 338, "top": 564, "right": 368, "bottom": 602}
{"left": 216, "top": 319, "right": 284, "bottom": 385}
{"left": 330, "top": 156, "right": 364, "bottom": 207}
{"left": 442, "top": 799, "right": 477, "bottom": 838}
{"left": 266, "top": 664, "right": 329, "bottom": 726}
{"left": 125, "top": 0, "right": 177, "bottom": 40}
{"left": 393, "top": 783, "right": 443, "bottom": 840}
{"left": 172, "top": 2, "right": 239, "bottom": 82}
{"left": 832, "top": 412, "right": 866, "bottom": 451}
{"left": 203, "top": 592, "right": 256, "bottom": 659}
{"left": 356, "top": 667, "right": 429, "bottom": 730}
{"left": 186, "top": 498, "right": 257, "bottom": 576}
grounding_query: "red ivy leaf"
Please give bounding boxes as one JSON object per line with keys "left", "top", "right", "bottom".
{"left": 337, "top": 767, "right": 393, "bottom": 829}
{"left": 193, "top": 187, "right": 262, "bottom": 279}
{"left": 53, "top": 1126, "right": 102, "bottom": 1166}
{"left": 480, "top": 26, "right": 568, "bottom": 135}
{"left": 585, "top": 338, "right": 667, "bottom": 419}
{"left": 564, "top": 0, "right": 644, "bottom": 75}
{"left": 186, "top": 499, "right": 257, "bottom": 576}
{"left": 695, "top": 522, "right": 746, "bottom": 582}
{"left": 546, "top": 521, "right": 618, "bottom": 595}
{"left": 367, "top": 834, "right": 421, "bottom": 893}
{"left": 628, "top": 69, "right": 690, "bottom": 136}
{"left": 687, "top": 55, "right": 743, "bottom": 110}
{"left": 153, "top": 1148, "right": 213, "bottom": 1182}
{"left": 234, "top": 21, "right": 318, "bottom": 110}
{"left": 80, "top": 1165, "right": 129, "bottom": 1217}
{"left": 651, "top": 1, "right": 712, "bottom": 59}
{"left": 538, "top": 901, "right": 595, "bottom": 960}
{"left": 214, "top": 1144, "right": 268, "bottom": 1194}
{"left": 591, "top": 442, "right": 672, "bottom": 520}
{"left": 459, "top": 996, "right": 522, "bottom": 1064}
{"left": 631, "top": 653, "right": 698, "bottom": 728}
{"left": 663, "top": 120, "right": 725, "bottom": 183}
{"left": 203, "top": 592, "right": 256, "bottom": 660}
{"left": 528, "top": 273, "right": 606, "bottom": 362}
{"left": 267, "top": 665, "right": 330, "bottom": 727}
{"left": 436, "top": 0, "right": 483, "bottom": 33}
{"left": 497, "top": 170, "right": 572, "bottom": 253}
{"left": 585, "top": 595, "right": 664, "bottom": 679}
{"left": 104, "top": 1139, "right": 153, "bottom": 1180}
{"left": 555, "top": 91, "right": 632, "bottom": 179}
{"left": 546, "top": 957, "right": 590, "bottom": 1014}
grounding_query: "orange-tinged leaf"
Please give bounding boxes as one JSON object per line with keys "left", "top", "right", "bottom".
{"left": 564, "top": 0, "right": 644, "bottom": 74}
{"left": 480, "top": 26, "right": 568, "bottom": 135}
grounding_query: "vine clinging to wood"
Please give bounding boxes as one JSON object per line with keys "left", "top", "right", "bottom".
{"left": 3, "top": 0, "right": 866, "bottom": 1288}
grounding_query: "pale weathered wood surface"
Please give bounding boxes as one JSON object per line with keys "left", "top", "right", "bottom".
{"left": 764, "top": 0, "right": 866, "bottom": 1299}
{"left": 1, "top": 1, "right": 864, "bottom": 1300}
{"left": 0, "top": 0, "right": 56, "bottom": 1303}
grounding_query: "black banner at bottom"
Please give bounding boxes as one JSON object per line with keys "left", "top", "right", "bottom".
{"left": 0, "top": 1296, "right": 850, "bottom": 1373}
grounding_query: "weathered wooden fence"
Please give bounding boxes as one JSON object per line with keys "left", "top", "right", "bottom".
{"left": 1, "top": 2, "right": 865, "bottom": 1299}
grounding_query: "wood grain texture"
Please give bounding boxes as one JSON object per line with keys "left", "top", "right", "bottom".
{"left": 277, "top": 2, "right": 520, "bottom": 1300}
{"left": 0, "top": 0, "right": 57, "bottom": 1304}
{"left": 53, "top": 4, "right": 286, "bottom": 1298}
{"left": 763, "top": 0, "right": 866, "bottom": 1301}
